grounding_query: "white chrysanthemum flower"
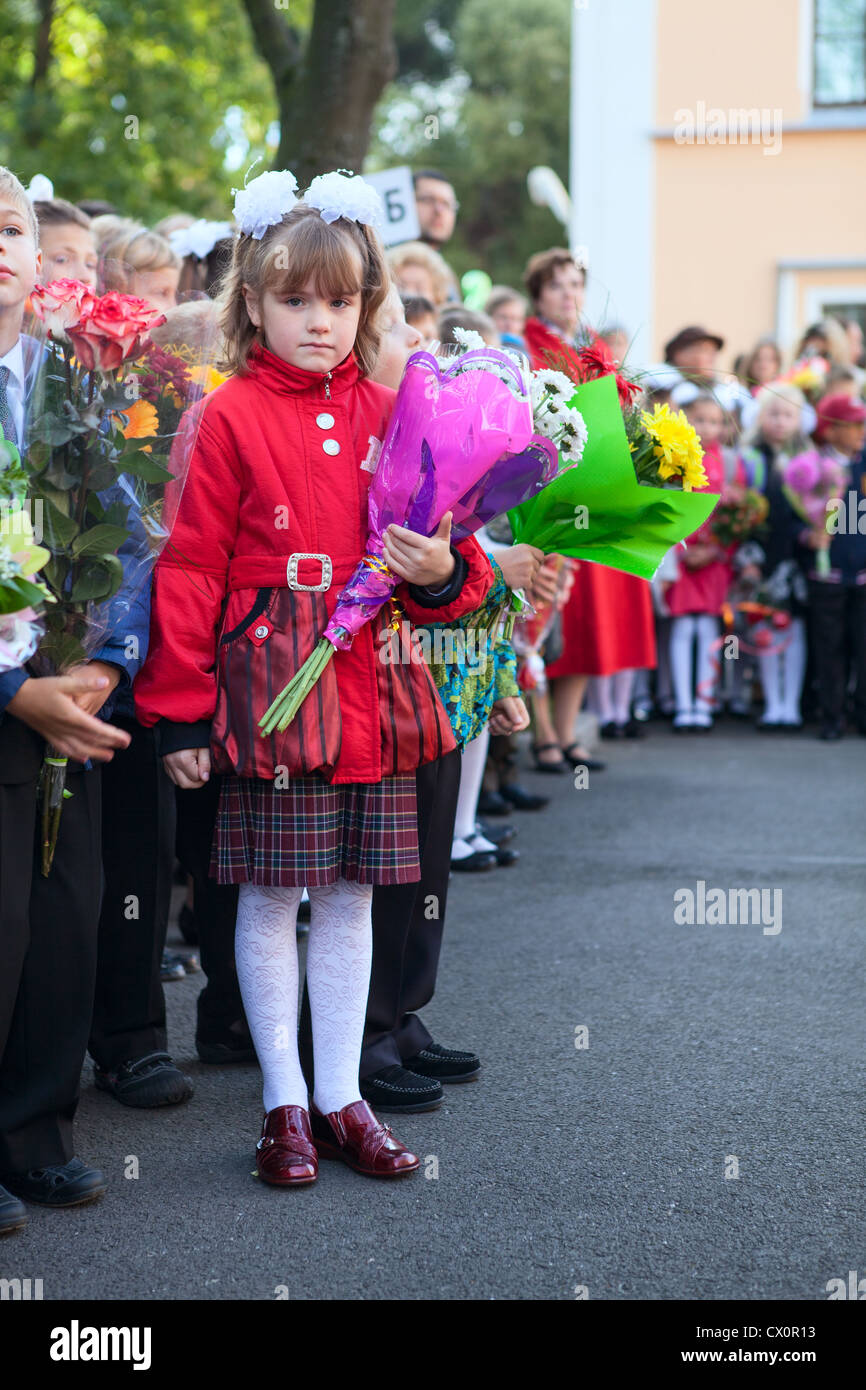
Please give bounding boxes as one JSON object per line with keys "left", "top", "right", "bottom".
{"left": 558, "top": 408, "right": 588, "bottom": 463}
{"left": 452, "top": 326, "right": 487, "bottom": 352}
{"left": 232, "top": 170, "right": 299, "bottom": 240}
{"left": 304, "top": 171, "right": 385, "bottom": 231}
{"left": 530, "top": 368, "right": 575, "bottom": 404}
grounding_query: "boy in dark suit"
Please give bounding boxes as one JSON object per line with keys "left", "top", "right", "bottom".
{"left": 0, "top": 166, "right": 139, "bottom": 1234}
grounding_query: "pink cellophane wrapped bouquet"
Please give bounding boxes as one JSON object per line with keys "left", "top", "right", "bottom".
{"left": 260, "top": 345, "right": 570, "bottom": 735}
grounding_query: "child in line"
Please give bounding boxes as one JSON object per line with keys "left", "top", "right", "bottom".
{"left": 0, "top": 166, "right": 142, "bottom": 1230}
{"left": 134, "top": 173, "right": 493, "bottom": 1184}
{"left": 100, "top": 223, "right": 181, "bottom": 312}
{"left": 665, "top": 392, "right": 743, "bottom": 731}
{"left": 32, "top": 197, "right": 99, "bottom": 288}
{"left": 401, "top": 293, "right": 437, "bottom": 346}
{"left": 739, "top": 382, "right": 811, "bottom": 728}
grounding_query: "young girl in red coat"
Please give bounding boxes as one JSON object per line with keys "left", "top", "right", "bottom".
{"left": 664, "top": 391, "right": 744, "bottom": 730}
{"left": 134, "top": 170, "right": 493, "bottom": 1186}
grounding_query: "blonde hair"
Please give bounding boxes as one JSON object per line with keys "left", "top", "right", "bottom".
{"left": 218, "top": 202, "right": 390, "bottom": 378}
{"left": 742, "top": 380, "right": 810, "bottom": 451}
{"left": 149, "top": 299, "right": 225, "bottom": 358}
{"left": 387, "top": 241, "right": 453, "bottom": 308}
{"left": 100, "top": 223, "right": 181, "bottom": 291}
{"left": 0, "top": 166, "right": 38, "bottom": 244}
{"left": 90, "top": 214, "right": 135, "bottom": 254}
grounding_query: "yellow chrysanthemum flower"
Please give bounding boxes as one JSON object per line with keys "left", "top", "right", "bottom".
{"left": 640, "top": 403, "right": 707, "bottom": 492}
{"left": 189, "top": 364, "right": 229, "bottom": 395}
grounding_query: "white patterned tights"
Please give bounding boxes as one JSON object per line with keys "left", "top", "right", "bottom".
{"left": 234, "top": 879, "right": 373, "bottom": 1116}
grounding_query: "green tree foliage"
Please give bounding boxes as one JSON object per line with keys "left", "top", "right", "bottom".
{"left": 0, "top": 0, "right": 278, "bottom": 219}
{"left": 372, "top": 0, "right": 571, "bottom": 290}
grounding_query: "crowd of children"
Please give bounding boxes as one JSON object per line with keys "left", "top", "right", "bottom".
{"left": 1, "top": 164, "right": 865, "bottom": 1233}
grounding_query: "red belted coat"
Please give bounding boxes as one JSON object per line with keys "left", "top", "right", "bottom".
{"left": 134, "top": 343, "right": 494, "bottom": 784}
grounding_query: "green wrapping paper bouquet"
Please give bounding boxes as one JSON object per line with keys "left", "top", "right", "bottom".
{"left": 508, "top": 370, "right": 720, "bottom": 579}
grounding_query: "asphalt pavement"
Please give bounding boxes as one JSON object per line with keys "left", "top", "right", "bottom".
{"left": 4, "top": 720, "right": 865, "bottom": 1301}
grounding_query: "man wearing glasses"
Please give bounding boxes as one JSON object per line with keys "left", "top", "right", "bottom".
{"left": 413, "top": 169, "right": 459, "bottom": 252}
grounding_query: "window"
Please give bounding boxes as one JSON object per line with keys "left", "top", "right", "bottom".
{"left": 814, "top": 0, "right": 866, "bottom": 105}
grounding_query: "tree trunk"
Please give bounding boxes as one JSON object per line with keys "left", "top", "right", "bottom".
{"left": 243, "top": 0, "right": 397, "bottom": 186}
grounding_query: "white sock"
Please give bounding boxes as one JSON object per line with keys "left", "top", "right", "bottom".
{"left": 694, "top": 615, "right": 720, "bottom": 717}
{"left": 453, "top": 728, "right": 491, "bottom": 842}
{"left": 468, "top": 829, "right": 497, "bottom": 853}
{"left": 612, "top": 669, "right": 635, "bottom": 725}
{"left": 307, "top": 878, "right": 373, "bottom": 1116}
{"left": 235, "top": 883, "right": 308, "bottom": 1113}
{"left": 451, "top": 837, "right": 475, "bottom": 860}
{"left": 670, "top": 615, "right": 697, "bottom": 717}
{"left": 595, "top": 675, "right": 615, "bottom": 724}
{"left": 778, "top": 617, "right": 807, "bottom": 722}
{"left": 758, "top": 647, "right": 782, "bottom": 721}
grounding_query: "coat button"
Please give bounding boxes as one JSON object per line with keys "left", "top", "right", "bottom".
{"left": 254, "top": 624, "right": 269, "bottom": 639}
{"left": 322, "top": 439, "right": 340, "bottom": 455}
{"left": 316, "top": 412, "right": 335, "bottom": 429}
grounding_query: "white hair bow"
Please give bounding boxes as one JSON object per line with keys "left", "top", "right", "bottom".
{"left": 304, "top": 171, "right": 385, "bottom": 232}
{"left": 232, "top": 169, "right": 298, "bottom": 240}
{"left": 169, "top": 219, "right": 234, "bottom": 260}
{"left": 26, "top": 174, "right": 54, "bottom": 202}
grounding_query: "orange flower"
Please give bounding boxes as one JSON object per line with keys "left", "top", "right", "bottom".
{"left": 121, "top": 398, "right": 159, "bottom": 447}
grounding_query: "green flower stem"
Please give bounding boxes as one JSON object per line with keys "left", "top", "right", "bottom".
{"left": 258, "top": 637, "right": 337, "bottom": 736}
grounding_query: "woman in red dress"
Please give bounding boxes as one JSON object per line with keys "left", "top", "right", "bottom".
{"left": 522, "top": 247, "right": 656, "bottom": 767}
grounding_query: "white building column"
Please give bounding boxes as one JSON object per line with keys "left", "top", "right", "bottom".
{"left": 570, "top": 0, "right": 657, "bottom": 364}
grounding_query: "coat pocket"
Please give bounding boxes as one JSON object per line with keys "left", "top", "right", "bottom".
{"left": 210, "top": 588, "right": 342, "bottom": 780}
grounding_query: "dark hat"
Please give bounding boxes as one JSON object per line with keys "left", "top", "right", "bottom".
{"left": 664, "top": 325, "right": 725, "bottom": 362}
{"left": 814, "top": 392, "right": 866, "bottom": 440}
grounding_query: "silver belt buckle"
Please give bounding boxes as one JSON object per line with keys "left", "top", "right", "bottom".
{"left": 286, "top": 552, "right": 332, "bottom": 591}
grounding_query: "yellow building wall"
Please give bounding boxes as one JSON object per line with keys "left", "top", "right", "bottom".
{"left": 652, "top": 0, "right": 866, "bottom": 365}
{"left": 653, "top": 130, "right": 866, "bottom": 365}
{"left": 656, "top": 0, "right": 806, "bottom": 125}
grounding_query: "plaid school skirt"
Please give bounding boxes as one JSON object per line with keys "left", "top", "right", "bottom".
{"left": 211, "top": 773, "right": 421, "bottom": 887}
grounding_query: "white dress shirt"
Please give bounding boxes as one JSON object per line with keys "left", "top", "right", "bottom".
{"left": 0, "top": 337, "right": 26, "bottom": 448}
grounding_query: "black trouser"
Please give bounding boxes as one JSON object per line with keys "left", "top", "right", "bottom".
{"left": 807, "top": 580, "right": 866, "bottom": 724}
{"left": 89, "top": 719, "right": 175, "bottom": 1070}
{"left": 0, "top": 745, "right": 102, "bottom": 1174}
{"left": 175, "top": 775, "right": 243, "bottom": 1037}
{"left": 298, "top": 747, "right": 462, "bottom": 1087}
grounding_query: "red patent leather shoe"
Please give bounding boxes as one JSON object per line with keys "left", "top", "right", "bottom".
{"left": 256, "top": 1105, "right": 318, "bottom": 1186}
{"left": 310, "top": 1100, "right": 419, "bottom": 1178}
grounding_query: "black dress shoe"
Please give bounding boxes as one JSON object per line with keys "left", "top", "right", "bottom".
{"left": 476, "top": 789, "right": 511, "bottom": 817}
{"left": 403, "top": 1042, "right": 481, "bottom": 1084}
{"left": 599, "top": 721, "right": 621, "bottom": 740}
{"left": 359, "top": 1064, "right": 443, "bottom": 1113}
{"left": 3, "top": 1157, "right": 106, "bottom": 1208}
{"left": 94, "top": 1051, "right": 194, "bottom": 1108}
{"left": 622, "top": 719, "right": 646, "bottom": 739}
{"left": 501, "top": 783, "right": 550, "bottom": 811}
{"left": 450, "top": 849, "right": 497, "bottom": 872}
{"left": 467, "top": 833, "right": 520, "bottom": 867}
{"left": 196, "top": 1016, "right": 257, "bottom": 1065}
{"left": 819, "top": 721, "right": 844, "bottom": 741}
{"left": 475, "top": 819, "right": 516, "bottom": 845}
{"left": 0, "top": 1184, "right": 27, "bottom": 1234}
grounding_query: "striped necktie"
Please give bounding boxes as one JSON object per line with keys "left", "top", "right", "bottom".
{"left": 0, "top": 364, "right": 18, "bottom": 449}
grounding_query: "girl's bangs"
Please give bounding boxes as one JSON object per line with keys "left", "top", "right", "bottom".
{"left": 263, "top": 216, "right": 365, "bottom": 298}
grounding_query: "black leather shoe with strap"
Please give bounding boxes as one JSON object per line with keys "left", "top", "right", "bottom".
{"left": 94, "top": 1051, "right": 194, "bottom": 1108}
{"left": 0, "top": 1183, "right": 27, "bottom": 1234}
{"left": 3, "top": 1157, "right": 106, "bottom": 1208}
